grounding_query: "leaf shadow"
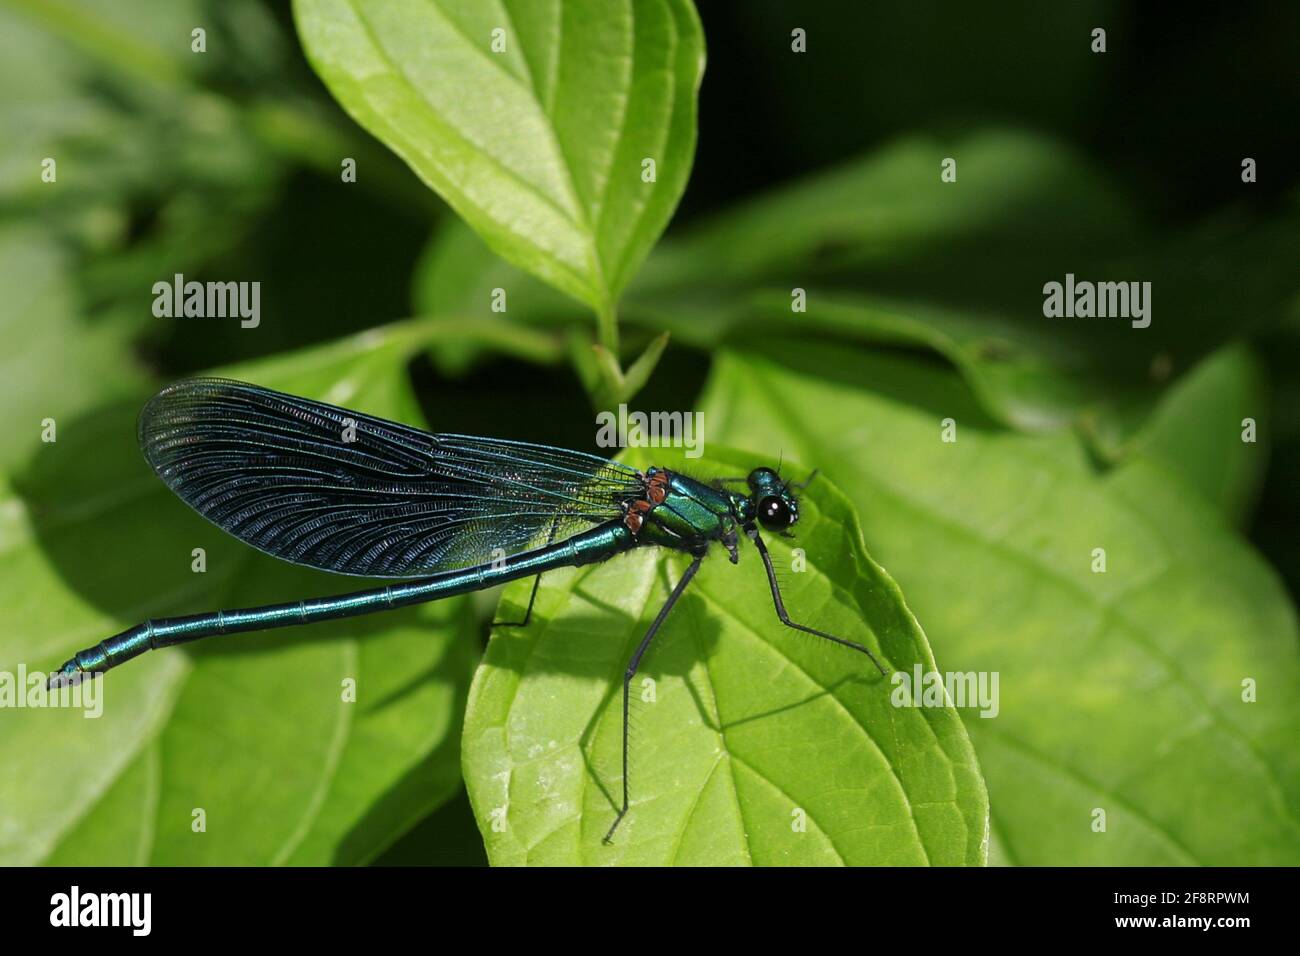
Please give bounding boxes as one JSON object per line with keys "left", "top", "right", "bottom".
{"left": 478, "top": 558, "right": 739, "bottom": 815}
{"left": 685, "top": 671, "right": 865, "bottom": 734}
{"left": 332, "top": 642, "right": 474, "bottom": 866}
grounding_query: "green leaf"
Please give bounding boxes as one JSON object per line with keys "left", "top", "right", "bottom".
{"left": 702, "top": 343, "right": 1300, "bottom": 865}
{"left": 406, "top": 131, "right": 1147, "bottom": 432}
{"left": 637, "top": 129, "right": 1136, "bottom": 290}
{"left": 616, "top": 330, "right": 670, "bottom": 398}
{"left": 0, "top": 0, "right": 284, "bottom": 222}
{"left": 585, "top": 330, "right": 670, "bottom": 406}
{"left": 0, "top": 224, "right": 145, "bottom": 472}
{"left": 1125, "top": 343, "right": 1269, "bottom": 526}
{"left": 294, "top": 0, "right": 705, "bottom": 327}
{"left": 462, "top": 446, "right": 987, "bottom": 865}
{"left": 632, "top": 136, "right": 1299, "bottom": 459}
{"left": 410, "top": 128, "right": 1132, "bottom": 340}
{"left": 413, "top": 219, "right": 573, "bottom": 376}
{"left": 588, "top": 342, "right": 628, "bottom": 405}
{"left": 0, "top": 322, "right": 478, "bottom": 865}
{"left": 744, "top": 289, "right": 1130, "bottom": 436}
{"left": 3, "top": 0, "right": 221, "bottom": 89}
{"left": 414, "top": 215, "right": 572, "bottom": 326}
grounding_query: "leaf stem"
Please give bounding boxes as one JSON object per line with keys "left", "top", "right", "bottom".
{"left": 596, "top": 300, "right": 621, "bottom": 357}
{"left": 588, "top": 300, "right": 627, "bottom": 405}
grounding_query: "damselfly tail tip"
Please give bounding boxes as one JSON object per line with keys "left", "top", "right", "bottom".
{"left": 46, "top": 659, "right": 86, "bottom": 691}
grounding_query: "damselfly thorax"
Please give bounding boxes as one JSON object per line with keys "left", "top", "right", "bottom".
{"left": 622, "top": 468, "right": 745, "bottom": 561}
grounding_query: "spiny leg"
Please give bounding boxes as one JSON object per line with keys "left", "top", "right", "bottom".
{"left": 603, "top": 554, "right": 704, "bottom": 844}
{"left": 492, "top": 515, "right": 562, "bottom": 628}
{"left": 749, "top": 529, "right": 888, "bottom": 676}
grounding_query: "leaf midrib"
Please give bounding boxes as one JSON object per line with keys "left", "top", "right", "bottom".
{"left": 345, "top": 0, "right": 587, "bottom": 236}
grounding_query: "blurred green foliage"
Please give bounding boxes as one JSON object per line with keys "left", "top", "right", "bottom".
{"left": 1, "top": 0, "right": 1297, "bottom": 866}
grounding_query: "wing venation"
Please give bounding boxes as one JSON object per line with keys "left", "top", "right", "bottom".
{"left": 138, "top": 378, "right": 641, "bottom": 577}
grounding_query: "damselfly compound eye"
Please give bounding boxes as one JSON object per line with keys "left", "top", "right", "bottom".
{"left": 757, "top": 495, "right": 793, "bottom": 530}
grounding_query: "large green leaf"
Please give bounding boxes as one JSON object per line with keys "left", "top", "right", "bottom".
{"left": 0, "top": 322, "right": 478, "bottom": 865}
{"left": 1125, "top": 343, "right": 1269, "bottom": 527}
{"left": 295, "top": 0, "right": 704, "bottom": 320}
{"left": 0, "top": 225, "right": 145, "bottom": 472}
{"left": 462, "top": 446, "right": 987, "bottom": 865}
{"left": 701, "top": 344, "right": 1300, "bottom": 865}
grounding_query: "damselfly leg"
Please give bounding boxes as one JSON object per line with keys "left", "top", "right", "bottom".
{"left": 492, "top": 514, "right": 563, "bottom": 629}
{"left": 748, "top": 528, "right": 888, "bottom": 676}
{"left": 603, "top": 554, "right": 705, "bottom": 844}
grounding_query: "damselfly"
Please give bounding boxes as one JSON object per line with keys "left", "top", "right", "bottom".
{"left": 51, "top": 379, "right": 888, "bottom": 842}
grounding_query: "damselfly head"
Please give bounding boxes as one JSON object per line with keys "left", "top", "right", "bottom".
{"left": 747, "top": 467, "right": 800, "bottom": 532}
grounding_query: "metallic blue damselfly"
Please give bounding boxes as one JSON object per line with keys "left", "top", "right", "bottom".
{"left": 51, "top": 379, "right": 887, "bottom": 841}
